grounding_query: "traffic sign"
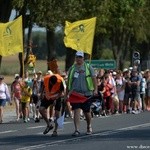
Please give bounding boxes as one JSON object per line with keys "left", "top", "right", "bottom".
{"left": 85, "top": 60, "right": 116, "bottom": 69}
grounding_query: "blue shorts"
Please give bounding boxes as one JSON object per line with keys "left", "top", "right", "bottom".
{"left": 0, "top": 99, "right": 6, "bottom": 107}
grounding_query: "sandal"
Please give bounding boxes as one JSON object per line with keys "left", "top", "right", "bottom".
{"left": 51, "top": 131, "right": 58, "bottom": 137}
{"left": 86, "top": 127, "right": 93, "bottom": 135}
{"left": 43, "top": 125, "right": 53, "bottom": 135}
{"left": 72, "top": 130, "right": 80, "bottom": 136}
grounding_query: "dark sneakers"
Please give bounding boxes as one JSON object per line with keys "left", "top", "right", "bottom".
{"left": 43, "top": 125, "right": 53, "bottom": 135}
{"left": 35, "top": 118, "right": 40, "bottom": 123}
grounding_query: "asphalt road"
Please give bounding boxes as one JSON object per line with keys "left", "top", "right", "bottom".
{"left": 0, "top": 110, "right": 150, "bottom": 150}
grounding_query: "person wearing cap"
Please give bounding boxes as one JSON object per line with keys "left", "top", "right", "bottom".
{"left": 11, "top": 74, "right": 22, "bottom": 121}
{"left": 67, "top": 51, "right": 98, "bottom": 136}
{"left": 39, "top": 74, "right": 66, "bottom": 136}
{"left": 0, "top": 75, "right": 11, "bottom": 123}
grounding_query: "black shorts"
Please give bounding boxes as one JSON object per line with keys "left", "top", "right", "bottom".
{"left": 131, "top": 92, "right": 141, "bottom": 101}
{"left": 32, "top": 94, "right": 39, "bottom": 104}
{"left": 40, "top": 97, "right": 62, "bottom": 111}
{"left": 71, "top": 100, "right": 92, "bottom": 113}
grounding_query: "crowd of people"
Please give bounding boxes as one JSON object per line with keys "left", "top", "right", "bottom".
{"left": 0, "top": 51, "right": 150, "bottom": 137}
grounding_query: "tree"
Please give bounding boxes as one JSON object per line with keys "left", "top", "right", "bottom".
{"left": 96, "top": 0, "right": 150, "bottom": 69}
{"left": 0, "top": 0, "right": 12, "bottom": 69}
{"left": 11, "top": 0, "right": 150, "bottom": 72}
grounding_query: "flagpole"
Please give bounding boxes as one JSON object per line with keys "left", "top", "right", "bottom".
{"left": 22, "top": 52, "right": 24, "bottom": 79}
{"left": 90, "top": 17, "right": 96, "bottom": 63}
{"left": 21, "top": 15, "right": 24, "bottom": 79}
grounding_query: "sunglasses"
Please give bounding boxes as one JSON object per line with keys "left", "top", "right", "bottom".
{"left": 76, "top": 56, "right": 83, "bottom": 58}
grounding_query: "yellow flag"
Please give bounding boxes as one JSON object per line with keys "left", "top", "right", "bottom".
{"left": 64, "top": 17, "right": 96, "bottom": 55}
{"left": 0, "top": 16, "right": 23, "bottom": 56}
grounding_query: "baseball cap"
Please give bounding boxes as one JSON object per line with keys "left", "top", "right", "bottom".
{"left": 129, "top": 67, "right": 133, "bottom": 70}
{"left": 37, "top": 71, "right": 42, "bottom": 74}
{"left": 123, "top": 68, "right": 128, "bottom": 72}
{"left": 75, "top": 51, "right": 84, "bottom": 57}
{"left": 15, "top": 74, "right": 19, "bottom": 79}
{"left": 47, "top": 70, "right": 53, "bottom": 75}
{"left": 112, "top": 72, "right": 117, "bottom": 75}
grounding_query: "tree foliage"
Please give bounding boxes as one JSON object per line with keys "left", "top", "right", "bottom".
{"left": 94, "top": 0, "right": 150, "bottom": 69}
{"left": 3, "top": 0, "right": 150, "bottom": 71}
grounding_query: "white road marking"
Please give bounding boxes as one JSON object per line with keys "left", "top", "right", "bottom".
{"left": 0, "top": 121, "right": 72, "bottom": 135}
{"left": 0, "top": 130, "right": 17, "bottom": 134}
{"left": 27, "top": 126, "right": 45, "bottom": 129}
{"left": 27, "top": 121, "right": 71, "bottom": 129}
{"left": 14, "top": 122, "right": 150, "bottom": 150}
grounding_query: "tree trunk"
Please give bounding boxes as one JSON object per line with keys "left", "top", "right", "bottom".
{"left": 18, "top": 53, "right": 24, "bottom": 77}
{"left": 46, "top": 29, "right": 56, "bottom": 70}
{"left": 0, "top": 0, "right": 12, "bottom": 69}
{"left": 65, "top": 48, "right": 76, "bottom": 71}
{"left": 24, "top": 23, "right": 33, "bottom": 65}
{"left": 0, "top": 0, "right": 12, "bottom": 22}
{"left": 0, "top": 56, "right": 2, "bottom": 69}
{"left": 92, "top": 34, "right": 104, "bottom": 59}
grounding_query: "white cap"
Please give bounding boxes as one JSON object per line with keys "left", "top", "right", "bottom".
{"left": 123, "top": 68, "right": 128, "bottom": 72}
{"left": 112, "top": 72, "right": 117, "bottom": 75}
{"left": 141, "top": 71, "right": 144, "bottom": 75}
{"left": 37, "top": 71, "right": 42, "bottom": 74}
{"left": 75, "top": 51, "right": 84, "bottom": 57}
{"left": 129, "top": 67, "right": 133, "bottom": 70}
{"left": 15, "top": 74, "right": 19, "bottom": 78}
{"left": 47, "top": 70, "right": 53, "bottom": 75}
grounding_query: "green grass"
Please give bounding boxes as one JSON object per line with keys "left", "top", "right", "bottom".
{"left": 1, "top": 55, "right": 65, "bottom": 75}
